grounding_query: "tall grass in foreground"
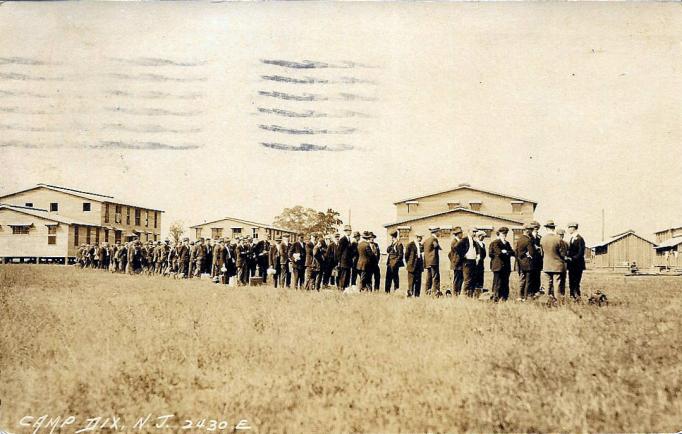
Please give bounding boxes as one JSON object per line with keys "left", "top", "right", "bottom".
{"left": 1, "top": 265, "right": 681, "bottom": 433}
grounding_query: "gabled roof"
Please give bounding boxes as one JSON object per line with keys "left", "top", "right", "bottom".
{"left": 0, "top": 183, "right": 164, "bottom": 212}
{"left": 590, "top": 230, "right": 656, "bottom": 249}
{"left": 383, "top": 207, "right": 525, "bottom": 228}
{"left": 654, "top": 225, "right": 682, "bottom": 234}
{"left": 190, "top": 216, "right": 298, "bottom": 233}
{"left": 0, "top": 203, "right": 93, "bottom": 226}
{"left": 392, "top": 183, "right": 538, "bottom": 209}
{"left": 655, "top": 236, "right": 682, "bottom": 250}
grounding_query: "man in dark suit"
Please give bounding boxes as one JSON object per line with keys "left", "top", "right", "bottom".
{"left": 269, "top": 237, "right": 283, "bottom": 288}
{"left": 566, "top": 222, "right": 586, "bottom": 299}
{"left": 515, "top": 223, "right": 538, "bottom": 300}
{"left": 323, "top": 234, "right": 338, "bottom": 287}
{"left": 212, "top": 239, "right": 225, "bottom": 279}
{"left": 278, "top": 235, "right": 291, "bottom": 287}
{"left": 350, "top": 231, "right": 361, "bottom": 287}
{"left": 369, "top": 232, "right": 381, "bottom": 291}
{"left": 385, "top": 230, "right": 404, "bottom": 293}
{"left": 405, "top": 234, "right": 424, "bottom": 297}
{"left": 236, "top": 238, "right": 251, "bottom": 286}
{"left": 530, "top": 220, "right": 543, "bottom": 296}
{"left": 336, "top": 226, "right": 353, "bottom": 290}
{"left": 178, "top": 238, "right": 190, "bottom": 278}
{"left": 455, "top": 228, "right": 478, "bottom": 297}
{"left": 474, "top": 230, "right": 487, "bottom": 294}
{"left": 304, "top": 234, "right": 317, "bottom": 290}
{"left": 489, "top": 227, "right": 513, "bottom": 301}
{"left": 288, "top": 234, "right": 307, "bottom": 289}
{"left": 423, "top": 227, "right": 442, "bottom": 296}
{"left": 356, "top": 231, "right": 376, "bottom": 291}
{"left": 255, "top": 236, "right": 271, "bottom": 283}
{"left": 448, "top": 226, "right": 464, "bottom": 296}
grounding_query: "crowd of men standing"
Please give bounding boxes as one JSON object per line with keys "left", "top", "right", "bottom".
{"left": 73, "top": 219, "right": 586, "bottom": 302}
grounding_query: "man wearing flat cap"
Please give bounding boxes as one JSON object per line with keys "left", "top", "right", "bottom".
{"left": 566, "top": 222, "right": 586, "bottom": 299}
{"left": 454, "top": 228, "right": 479, "bottom": 297}
{"left": 423, "top": 227, "right": 442, "bottom": 296}
{"left": 385, "top": 230, "right": 404, "bottom": 293}
{"left": 540, "top": 219, "right": 566, "bottom": 297}
{"left": 489, "top": 226, "right": 513, "bottom": 301}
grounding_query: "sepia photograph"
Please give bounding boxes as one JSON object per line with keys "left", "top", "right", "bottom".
{"left": 0, "top": 1, "right": 681, "bottom": 433}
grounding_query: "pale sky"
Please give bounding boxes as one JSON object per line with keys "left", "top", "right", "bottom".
{"left": 0, "top": 2, "right": 680, "bottom": 246}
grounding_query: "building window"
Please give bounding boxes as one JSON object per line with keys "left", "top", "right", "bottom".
{"left": 154, "top": 211, "right": 158, "bottom": 229}
{"left": 83, "top": 202, "right": 91, "bottom": 212}
{"left": 144, "top": 210, "right": 149, "bottom": 227}
{"left": 48, "top": 225, "right": 57, "bottom": 244}
{"left": 439, "top": 228, "right": 452, "bottom": 237}
{"left": 50, "top": 202, "right": 58, "bottom": 212}
{"left": 195, "top": 228, "right": 202, "bottom": 239}
{"left": 405, "top": 201, "right": 419, "bottom": 214}
{"left": 511, "top": 202, "right": 523, "bottom": 213}
{"left": 115, "top": 205, "right": 122, "bottom": 224}
{"left": 12, "top": 225, "right": 30, "bottom": 235}
{"left": 232, "top": 228, "right": 242, "bottom": 237}
{"left": 252, "top": 228, "right": 259, "bottom": 239}
{"left": 126, "top": 207, "right": 131, "bottom": 225}
{"left": 397, "top": 228, "right": 410, "bottom": 240}
{"left": 74, "top": 225, "right": 79, "bottom": 246}
{"left": 469, "top": 201, "right": 482, "bottom": 211}
{"left": 104, "top": 229, "right": 109, "bottom": 242}
{"left": 134, "top": 208, "right": 141, "bottom": 226}
{"left": 104, "top": 204, "right": 110, "bottom": 223}
{"left": 154, "top": 234, "right": 158, "bottom": 241}
{"left": 447, "top": 202, "right": 460, "bottom": 210}
{"left": 212, "top": 228, "right": 223, "bottom": 239}
{"left": 86, "top": 227, "right": 91, "bottom": 244}
{"left": 25, "top": 202, "right": 33, "bottom": 207}
{"left": 115, "top": 230, "right": 121, "bottom": 244}
{"left": 95, "top": 227, "right": 100, "bottom": 244}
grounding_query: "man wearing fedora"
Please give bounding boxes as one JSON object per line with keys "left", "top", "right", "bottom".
{"left": 385, "top": 230, "right": 404, "bottom": 293}
{"left": 405, "top": 233, "right": 424, "bottom": 297}
{"left": 489, "top": 226, "right": 513, "bottom": 301}
{"left": 448, "top": 226, "right": 464, "bottom": 296}
{"left": 423, "top": 227, "right": 442, "bottom": 296}
{"left": 540, "top": 219, "right": 566, "bottom": 297}
{"left": 288, "top": 234, "right": 307, "bottom": 289}
{"left": 356, "top": 231, "right": 376, "bottom": 291}
{"left": 566, "top": 222, "right": 586, "bottom": 299}
{"left": 350, "top": 231, "right": 361, "bottom": 287}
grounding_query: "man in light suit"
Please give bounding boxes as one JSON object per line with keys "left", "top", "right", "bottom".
{"left": 423, "top": 227, "right": 442, "bottom": 296}
{"left": 539, "top": 219, "right": 566, "bottom": 297}
{"left": 385, "top": 230, "right": 404, "bottom": 293}
{"left": 489, "top": 226, "right": 513, "bottom": 301}
{"left": 405, "top": 234, "right": 424, "bottom": 297}
{"left": 356, "top": 231, "right": 376, "bottom": 291}
{"left": 566, "top": 222, "right": 586, "bottom": 299}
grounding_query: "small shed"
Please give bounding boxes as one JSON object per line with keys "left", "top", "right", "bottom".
{"left": 590, "top": 230, "right": 657, "bottom": 269}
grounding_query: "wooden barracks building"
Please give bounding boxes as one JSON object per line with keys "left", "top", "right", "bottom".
{"left": 0, "top": 184, "right": 163, "bottom": 264}
{"left": 384, "top": 183, "right": 537, "bottom": 270}
{"left": 190, "top": 216, "right": 298, "bottom": 241}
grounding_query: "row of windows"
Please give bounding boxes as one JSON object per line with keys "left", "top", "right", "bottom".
{"left": 104, "top": 204, "right": 158, "bottom": 228}
{"left": 405, "top": 201, "right": 525, "bottom": 214}
{"left": 196, "top": 227, "right": 290, "bottom": 240}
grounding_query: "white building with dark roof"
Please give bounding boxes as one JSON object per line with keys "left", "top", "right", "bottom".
{"left": 190, "top": 216, "right": 298, "bottom": 241}
{"left": 0, "top": 184, "right": 164, "bottom": 263}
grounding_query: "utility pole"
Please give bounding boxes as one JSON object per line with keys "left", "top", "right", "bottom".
{"left": 601, "top": 209, "right": 605, "bottom": 241}
{"left": 348, "top": 208, "right": 352, "bottom": 228}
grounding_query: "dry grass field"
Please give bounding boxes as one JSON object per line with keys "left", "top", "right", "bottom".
{"left": 1, "top": 265, "right": 681, "bottom": 433}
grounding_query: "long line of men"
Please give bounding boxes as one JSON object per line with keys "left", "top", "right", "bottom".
{"left": 73, "top": 219, "right": 586, "bottom": 302}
